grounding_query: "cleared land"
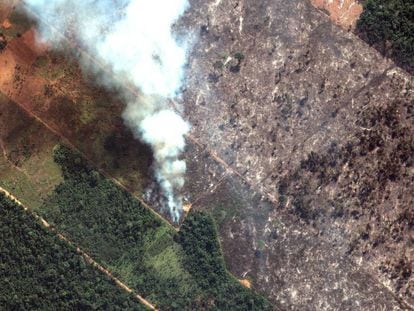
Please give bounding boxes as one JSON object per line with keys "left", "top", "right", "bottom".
{"left": 179, "top": 0, "right": 413, "bottom": 308}
{"left": 311, "top": 0, "right": 363, "bottom": 29}
{"left": 0, "top": 15, "right": 153, "bottom": 200}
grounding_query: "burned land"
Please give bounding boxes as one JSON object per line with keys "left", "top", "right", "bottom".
{"left": 179, "top": 0, "right": 413, "bottom": 308}
{"left": 0, "top": 0, "right": 413, "bottom": 310}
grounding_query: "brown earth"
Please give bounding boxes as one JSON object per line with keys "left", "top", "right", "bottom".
{"left": 0, "top": 2, "right": 13, "bottom": 23}
{"left": 311, "top": 0, "right": 363, "bottom": 29}
{"left": 0, "top": 27, "right": 154, "bottom": 199}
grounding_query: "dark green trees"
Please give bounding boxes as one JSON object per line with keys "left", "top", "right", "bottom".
{"left": 357, "top": 0, "right": 414, "bottom": 73}
{"left": 0, "top": 194, "right": 147, "bottom": 310}
{"left": 39, "top": 144, "right": 271, "bottom": 310}
{"left": 179, "top": 212, "right": 272, "bottom": 310}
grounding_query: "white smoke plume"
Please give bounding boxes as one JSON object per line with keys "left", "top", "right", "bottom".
{"left": 22, "top": 0, "right": 191, "bottom": 222}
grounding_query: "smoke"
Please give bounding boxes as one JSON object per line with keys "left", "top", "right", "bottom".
{"left": 22, "top": 0, "right": 191, "bottom": 222}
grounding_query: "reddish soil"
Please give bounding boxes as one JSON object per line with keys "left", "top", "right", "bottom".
{"left": 311, "top": 0, "right": 363, "bottom": 29}
{"left": 0, "top": 27, "right": 45, "bottom": 73}
{"left": 0, "top": 7, "right": 12, "bottom": 24}
{"left": 0, "top": 33, "right": 47, "bottom": 109}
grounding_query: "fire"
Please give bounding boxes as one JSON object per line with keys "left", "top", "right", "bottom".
{"left": 2, "top": 19, "right": 11, "bottom": 29}
{"left": 183, "top": 203, "right": 192, "bottom": 213}
{"left": 239, "top": 279, "right": 252, "bottom": 288}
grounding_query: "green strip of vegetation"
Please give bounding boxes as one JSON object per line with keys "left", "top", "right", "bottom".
{"left": 178, "top": 211, "right": 272, "bottom": 310}
{"left": 37, "top": 144, "right": 270, "bottom": 310}
{"left": 0, "top": 194, "right": 148, "bottom": 310}
{"left": 357, "top": 0, "right": 414, "bottom": 73}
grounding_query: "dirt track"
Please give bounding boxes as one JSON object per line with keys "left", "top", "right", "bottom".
{"left": 0, "top": 185, "right": 158, "bottom": 311}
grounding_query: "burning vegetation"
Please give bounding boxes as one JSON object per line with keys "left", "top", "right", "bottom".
{"left": 22, "top": 0, "right": 192, "bottom": 222}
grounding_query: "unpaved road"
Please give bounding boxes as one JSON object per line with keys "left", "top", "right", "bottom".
{"left": 0, "top": 186, "right": 158, "bottom": 311}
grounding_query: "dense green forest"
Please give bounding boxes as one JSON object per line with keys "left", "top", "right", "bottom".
{"left": 34, "top": 144, "right": 270, "bottom": 310}
{"left": 357, "top": 0, "right": 414, "bottom": 73}
{"left": 0, "top": 194, "right": 147, "bottom": 310}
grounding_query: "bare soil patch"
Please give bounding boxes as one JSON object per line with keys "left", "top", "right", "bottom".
{"left": 311, "top": 0, "right": 363, "bottom": 29}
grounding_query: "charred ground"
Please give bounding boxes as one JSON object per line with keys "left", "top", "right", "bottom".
{"left": 178, "top": 0, "right": 413, "bottom": 308}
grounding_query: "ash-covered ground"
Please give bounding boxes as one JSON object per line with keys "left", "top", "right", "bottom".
{"left": 177, "top": 0, "right": 413, "bottom": 309}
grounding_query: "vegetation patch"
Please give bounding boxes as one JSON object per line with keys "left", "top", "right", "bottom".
{"left": 178, "top": 211, "right": 272, "bottom": 310}
{"left": 0, "top": 194, "right": 147, "bottom": 310}
{"left": 357, "top": 0, "right": 414, "bottom": 73}
{"left": 38, "top": 144, "right": 270, "bottom": 310}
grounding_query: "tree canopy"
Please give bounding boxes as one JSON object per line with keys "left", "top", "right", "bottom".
{"left": 0, "top": 194, "right": 148, "bottom": 310}
{"left": 357, "top": 0, "right": 414, "bottom": 73}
